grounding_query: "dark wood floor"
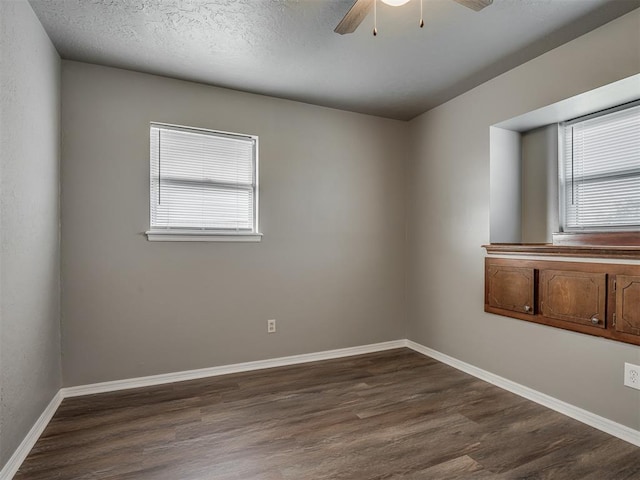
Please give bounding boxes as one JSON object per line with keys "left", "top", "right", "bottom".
{"left": 15, "top": 348, "right": 640, "bottom": 479}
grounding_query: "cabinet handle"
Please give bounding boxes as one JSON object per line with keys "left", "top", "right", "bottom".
{"left": 591, "top": 316, "right": 599, "bottom": 325}
{"left": 524, "top": 305, "right": 531, "bottom": 313}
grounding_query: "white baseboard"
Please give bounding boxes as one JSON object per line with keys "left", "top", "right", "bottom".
{"left": 1, "top": 340, "right": 405, "bottom": 478}
{"left": 405, "top": 340, "right": 640, "bottom": 448}
{"left": 0, "top": 391, "right": 64, "bottom": 480}
{"left": 3, "top": 338, "right": 638, "bottom": 480}
{"left": 62, "top": 340, "right": 407, "bottom": 397}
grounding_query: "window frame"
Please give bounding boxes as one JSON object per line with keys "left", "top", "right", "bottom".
{"left": 558, "top": 100, "right": 640, "bottom": 235}
{"left": 145, "top": 122, "right": 262, "bottom": 242}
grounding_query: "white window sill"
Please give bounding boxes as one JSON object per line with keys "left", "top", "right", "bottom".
{"left": 146, "top": 231, "right": 262, "bottom": 242}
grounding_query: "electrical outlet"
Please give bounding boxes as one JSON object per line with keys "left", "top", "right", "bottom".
{"left": 267, "top": 319, "right": 276, "bottom": 334}
{"left": 624, "top": 363, "right": 640, "bottom": 390}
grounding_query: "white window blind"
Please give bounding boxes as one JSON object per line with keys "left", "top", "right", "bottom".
{"left": 149, "top": 124, "right": 258, "bottom": 234}
{"left": 561, "top": 102, "right": 640, "bottom": 231}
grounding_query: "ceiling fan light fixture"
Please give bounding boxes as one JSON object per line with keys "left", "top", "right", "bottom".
{"left": 380, "top": 0, "right": 411, "bottom": 6}
{"left": 335, "top": 0, "right": 493, "bottom": 35}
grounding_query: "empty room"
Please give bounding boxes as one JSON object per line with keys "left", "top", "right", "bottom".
{"left": 1, "top": 0, "right": 640, "bottom": 478}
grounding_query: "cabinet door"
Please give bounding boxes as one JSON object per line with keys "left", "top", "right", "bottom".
{"left": 540, "top": 270, "right": 606, "bottom": 328}
{"left": 616, "top": 275, "right": 640, "bottom": 337}
{"left": 486, "top": 264, "right": 535, "bottom": 315}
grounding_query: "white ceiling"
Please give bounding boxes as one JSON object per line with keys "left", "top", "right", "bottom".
{"left": 29, "top": 0, "right": 640, "bottom": 120}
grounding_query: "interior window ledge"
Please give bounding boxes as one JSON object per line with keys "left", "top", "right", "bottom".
{"left": 146, "top": 231, "right": 263, "bottom": 242}
{"left": 483, "top": 242, "right": 640, "bottom": 260}
{"left": 552, "top": 231, "right": 640, "bottom": 247}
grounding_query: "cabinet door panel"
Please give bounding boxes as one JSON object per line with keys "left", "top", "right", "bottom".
{"left": 487, "top": 265, "right": 535, "bottom": 314}
{"left": 540, "top": 270, "right": 606, "bottom": 328}
{"left": 616, "top": 275, "right": 640, "bottom": 337}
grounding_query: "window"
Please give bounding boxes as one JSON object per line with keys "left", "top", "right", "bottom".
{"left": 146, "top": 123, "right": 260, "bottom": 241}
{"left": 560, "top": 102, "right": 640, "bottom": 232}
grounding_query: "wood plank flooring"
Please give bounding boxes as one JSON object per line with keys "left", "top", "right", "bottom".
{"left": 15, "top": 349, "right": 640, "bottom": 479}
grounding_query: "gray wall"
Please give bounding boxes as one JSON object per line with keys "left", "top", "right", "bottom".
{"left": 407, "top": 9, "right": 640, "bottom": 430}
{"left": 0, "top": 0, "right": 61, "bottom": 469}
{"left": 60, "top": 61, "right": 408, "bottom": 386}
{"left": 489, "top": 127, "right": 521, "bottom": 243}
{"left": 521, "top": 124, "right": 559, "bottom": 244}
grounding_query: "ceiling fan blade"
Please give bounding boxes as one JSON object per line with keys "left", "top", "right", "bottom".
{"left": 334, "top": 0, "right": 374, "bottom": 35}
{"left": 451, "top": 0, "right": 493, "bottom": 11}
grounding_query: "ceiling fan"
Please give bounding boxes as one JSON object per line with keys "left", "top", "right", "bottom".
{"left": 335, "top": 0, "right": 493, "bottom": 35}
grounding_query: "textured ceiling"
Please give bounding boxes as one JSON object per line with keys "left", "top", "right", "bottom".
{"left": 29, "top": 0, "right": 640, "bottom": 120}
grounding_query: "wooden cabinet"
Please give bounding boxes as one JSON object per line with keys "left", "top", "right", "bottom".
{"left": 615, "top": 275, "right": 640, "bottom": 337}
{"left": 486, "top": 265, "right": 535, "bottom": 315}
{"left": 485, "top": 258, "right": 640, "bottom": 346}
{"left": 540, "top": 270, "right": 606, "bottom": 329}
